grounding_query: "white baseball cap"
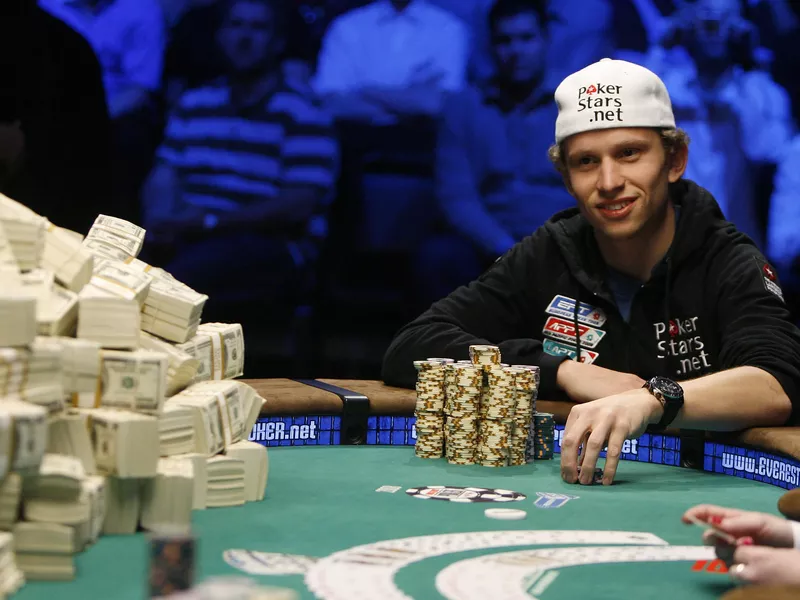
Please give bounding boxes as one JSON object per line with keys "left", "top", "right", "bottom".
{"left": 554, "top": 58, "right": 676, "bottom": 144}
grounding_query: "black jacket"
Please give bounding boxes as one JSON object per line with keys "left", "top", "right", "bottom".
{"left": 382, "top": 180, "right": 800, "bottom": 424}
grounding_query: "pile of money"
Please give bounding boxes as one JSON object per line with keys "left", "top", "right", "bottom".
{"left": 0, "top": 201, "right": 272, "bottom": 592}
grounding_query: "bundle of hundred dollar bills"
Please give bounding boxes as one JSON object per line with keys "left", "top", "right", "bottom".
{"left": 0, "top": 193, "right": 268, "bottom": 590}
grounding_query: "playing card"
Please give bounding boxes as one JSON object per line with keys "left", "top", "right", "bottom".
{"left": 685, "top": 514, "right": 738, "bottom": 545}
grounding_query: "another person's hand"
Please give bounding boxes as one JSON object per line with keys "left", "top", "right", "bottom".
{"left": 147, "top": 207, "right": 206, "bottom": 245}
{"left": 560, "top": 387, "right": 662, "bottom": 486}
{"left": 682, "top": 504, "right": 800, "bottom": 586}
{"left": 556, "top": 360, "right": 646, "bottom": 404}
{"left": 682, "top": 505, "right": 795, "bottom": 549}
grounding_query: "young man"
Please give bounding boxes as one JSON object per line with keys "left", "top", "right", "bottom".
{"left": 382, "top": 58, "right": 800, "bottom": 486}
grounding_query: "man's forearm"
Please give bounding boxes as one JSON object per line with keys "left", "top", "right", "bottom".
{"left": 108, "top": 86, "right": 151, "bottom": 119}
{"left": 671, "top": 366, "right": 792, "bottom": 430}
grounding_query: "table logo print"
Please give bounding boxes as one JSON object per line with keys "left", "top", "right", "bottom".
{"left": 534, "top": 493, "right": 579, "bottom": 509}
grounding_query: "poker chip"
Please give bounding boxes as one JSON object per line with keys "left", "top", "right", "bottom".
{"left": 405, "top": 486, "right": 526, "bottom": 503}
{"left": 484, "top": 508, "right": 527, "bottom": 520}
{"left": 148, "top": 528, "right": 195, "bottom": 598}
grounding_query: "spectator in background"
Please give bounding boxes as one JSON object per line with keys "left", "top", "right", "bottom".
{"left": 313, "top": 0, "right": 468, "bottom": 124}
{"left": 417, "top": 0, "right": 572, "bottom": 305}
{"left": 767, "top": 135, "right": 800, "bottom": 281}
{"left": 163, "top": 0, "right": 316, "bottom": 109}
{"left": 39, "top": 0, "right": 166, "bottom": 224}
{"left": 0, "top": 0, "right": 112, "bottom": 234}
{"left": 141, "top": 0, "right": 338, "bottom": 311}
{"left": 622, "top": 0, "right": 794, "bottom": 249}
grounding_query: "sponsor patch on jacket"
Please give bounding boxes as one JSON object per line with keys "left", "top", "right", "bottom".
{"left": 543, "top": 339, "right": 599, "bottom": 364}
{"left": 543, "top": 316, "right": 606, "bottom": 349}
{"left": 754, "top": 256, "right": 784, "bottom": 301}
{"left": 545, "top": 294, "right": 607, "bottom": 327}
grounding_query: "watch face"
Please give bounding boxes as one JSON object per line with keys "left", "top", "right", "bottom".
{"left": 654, "top": 377, "right": 682, "bottom": 399}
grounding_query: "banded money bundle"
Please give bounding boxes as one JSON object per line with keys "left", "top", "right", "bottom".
{"left": 83, "top": 215, "right": 145, "bottom": 262}
{"left": 178, "top": 323, "right": 245, "bottom": 383}
{"left": 0, "top": 341, "right": 64, "bottom": 413}
{"left": 41, "top": 223, "right": 94, "bottom": 292}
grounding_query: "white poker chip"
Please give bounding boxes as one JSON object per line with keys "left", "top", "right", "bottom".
{"left": 484, "top": 508, "right": 527, "bottom": 520}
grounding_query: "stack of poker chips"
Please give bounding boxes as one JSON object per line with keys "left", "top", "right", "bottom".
{"left": 508, "top": 367, "right": 535, "bottom": 466}
{"left": 444, "top": 363, "right": 482, "bottom": 465}
{"left": 477, "top": 365, "right": 517, "bottom": 467}
{"left": 413, "top": 360, "right": 448, "bottom": 458}
{"left": 532, "top": 412, "right": 556, "bottom": 460}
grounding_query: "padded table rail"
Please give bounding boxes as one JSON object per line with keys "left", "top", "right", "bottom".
{"left": 243, "top": 379, "right": 800, "bottom": 491}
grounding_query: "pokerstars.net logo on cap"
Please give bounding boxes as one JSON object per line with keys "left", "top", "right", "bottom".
{"left": 577, "top": 82, "right": 624, "bottom": 125}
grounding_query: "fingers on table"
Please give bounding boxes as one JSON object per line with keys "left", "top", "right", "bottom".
{"left": 559, "top": 411, "right": 585, "bottom": 484}
{"left": 579, "top": 422, "right": 612, "bottom": 485}
{"left": 600, "top": 426, "right": 627, "bottom": 486}
{"left": 729, "top": 547, "right": 800, "bottom": 585}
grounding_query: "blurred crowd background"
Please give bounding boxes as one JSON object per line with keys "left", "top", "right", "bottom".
{"left": 3, "top": 0, "right": 800, "bottom": 380}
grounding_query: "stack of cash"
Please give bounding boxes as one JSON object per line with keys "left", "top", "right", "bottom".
{"left": 0, "top": 193, "right": 46, "bottom": 270}
{"left": 83, "top": 215, "right": 145, "bottom": 262}
{"left": 0, "top": 285, "right": 36, "bottom": 346}
{"left": 167, "top": 391, "right": 226, "bottom": 456}
{"left": 18, "top": 270, "right": 80, "bottom": 337}
{"left": 225, "top": 441, "right": 268, "bottom": 502}
{"left": 158, "top": 403, "right": 196, "bottom": 456}
{"left": 140, "top": 331, "right": 200, "bottom": 396}
{"left": 0, "top": 474, "right": 22, "bottom": 530}
{"left": 40, "top": 337, "right": 102, "bottom": 407}
{"left": 41, "top": 223, "right": 94, "bottom": 292}
{"left": 103, "top": 478, "right": 142, "bottom": 535}
{"left": 38, "top": 285, "right": 79, "bottom": 337}
{"left": 13, "top": 522, "right": 77, "bottom": 580}
{"left": 86, "top": 408, "right": 160, "bottom": 478}
{"left": 77, "top": 260, "right": 153, "bottom": 348}
{"left": 171, "top": 453, "right": 208, "bottom": 510}
{"left": 92, "top": 349, "right": 168, "bottom": 414}
{"left": 2, "top": 399, "right": 48, "bottom": 474}
{"left": 140, "top": 457, "right": 195, "bottom": 532}
{"left": 205, "top": 455, "right": 246, "bottom": 508}
{"left": 46, "top": 410, "right": 97, "bottom": 475}
{"left": 141, "top": 277, "right": 208, "bottom": 343}
{"left": 178, "top": 323, "right": 245, "bottom": 384}
{"left": 0, "top": 531, "right": 25, "bottom": 595}
{"left": 0, "top": 220, "right": 18, "bottom": 272}
{"left": 0, "top": 343, "right": 64, "bottom": 413}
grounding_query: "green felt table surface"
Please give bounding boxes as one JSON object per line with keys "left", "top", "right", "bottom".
{"left": 17, "top": 446, "right": 787, "bottom": 600}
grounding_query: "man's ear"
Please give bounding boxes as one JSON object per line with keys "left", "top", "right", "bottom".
{"left": 667, "top": 144, "right": 688, "bottom": 183}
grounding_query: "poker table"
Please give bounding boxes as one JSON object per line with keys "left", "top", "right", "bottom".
{"left": 17, "top": 379, "right": 800, "bottom": 600}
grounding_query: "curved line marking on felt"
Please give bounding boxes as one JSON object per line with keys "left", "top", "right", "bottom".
{"left": 435, "top": 545, "right": 716, "bottom": 600}
{"left": 304, "top": 530, "right": 668, "bottom": 600}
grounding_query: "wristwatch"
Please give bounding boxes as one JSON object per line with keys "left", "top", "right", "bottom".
{"left": 643, "top": 376, "right": 684, "bottom": 431}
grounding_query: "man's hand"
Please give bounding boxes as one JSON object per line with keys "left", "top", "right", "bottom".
{"left": 560, "top": 388, "right": 663, "bottom": 486}
{"left": 556, "top": 360, "right": 646, "bottom": 404}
